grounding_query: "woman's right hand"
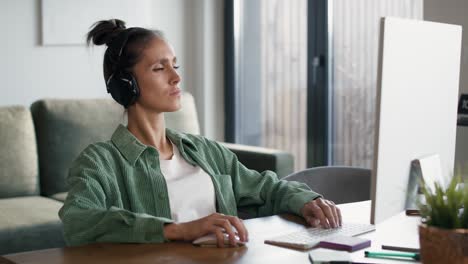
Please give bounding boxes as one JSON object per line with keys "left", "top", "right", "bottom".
{"left": 164, "top": 213, "right": 249, "bottom": 247}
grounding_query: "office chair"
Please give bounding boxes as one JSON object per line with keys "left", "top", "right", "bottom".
{"left": 283, "top": 166, "right": 371, "bottom": 204}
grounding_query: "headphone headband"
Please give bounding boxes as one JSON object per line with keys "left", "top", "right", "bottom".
{"left": 116, "top": 30, "right": 132, "bottom": 58}
{"left": 105, "top": 28, "right": 140, "bottom": 108}
{"left": 107, "top": 29, "right": 133, "bottom": 70}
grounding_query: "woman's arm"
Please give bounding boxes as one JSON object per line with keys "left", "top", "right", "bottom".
{"left": 59, "top": 171, "right": 174, "bottom": 246}
{"left": 207, "top": 139, "right": 341, "bottom": 227}
{"left": 59, "top": 149, "right": 174, "bottom": 246}
{"left": 204, "top": 139, "right": 319, "bottom": 217}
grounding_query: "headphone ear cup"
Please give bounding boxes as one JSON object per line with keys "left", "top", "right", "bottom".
{"left": 106, "top": 72, "right": 140, "bottom": 108}
{"left": 126, "top": 72, "right": 140, "bottom": 105}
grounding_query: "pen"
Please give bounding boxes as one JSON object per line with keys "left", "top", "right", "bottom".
{"left": 309, "top": 255, "right": 379, "bottom": 264}
{"left": 381, "top": 244, "right": 420, "bottom": 253}
{"left": 365, "top": 251, "right": 420, "bottom": 261}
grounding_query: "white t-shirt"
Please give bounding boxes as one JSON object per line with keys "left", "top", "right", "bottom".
{"left": 159, "top": 142, "right": 217, "bottom": 222}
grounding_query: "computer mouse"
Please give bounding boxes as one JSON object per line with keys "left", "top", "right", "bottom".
{"left": 192, "top": 233, "right": 246, "bottom": 247}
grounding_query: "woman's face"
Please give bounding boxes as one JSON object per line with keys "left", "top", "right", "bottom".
{"left": 132, "top": 37, "right": 181, "bottom": 113}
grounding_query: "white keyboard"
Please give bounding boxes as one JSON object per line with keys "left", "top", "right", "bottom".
{"left": 264, "top": 222, "right": 376, "bottom": 250}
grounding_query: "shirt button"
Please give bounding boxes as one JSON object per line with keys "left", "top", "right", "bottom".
{"left": 158, "top": 193, "right": 166, "bottom": 199}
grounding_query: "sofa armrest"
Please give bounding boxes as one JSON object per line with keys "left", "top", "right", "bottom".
{"left": 220, "top": 143, "right": 294, "bottom": 179}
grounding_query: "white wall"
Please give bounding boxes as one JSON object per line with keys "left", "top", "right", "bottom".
{"left": 190, "top": 0, "right": 225, "bottom": 142}
{"left": 153, "top": 0, "right": 225, "bottom": 141}
{"left": 424, "top": 0, "right": 468, "bottom": 171}
{"left": 0, "top": 0, "right": 225, "bottom": 141}
{"left": 0, "top": 0, "right": 106, "bottom": 105}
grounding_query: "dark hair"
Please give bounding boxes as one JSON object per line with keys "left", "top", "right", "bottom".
{"left": 86, "top": 19, "right": 164, "bottom": 83}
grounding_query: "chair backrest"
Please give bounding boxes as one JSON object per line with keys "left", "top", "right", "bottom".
{"left": 31, "top": 92, "right": 200, "bottom": 196}
{"left": 0, "top": 106, "right": 39, "bottom": 198}
{"left": 283, "top": 166, "right": 371, "bottom": 204}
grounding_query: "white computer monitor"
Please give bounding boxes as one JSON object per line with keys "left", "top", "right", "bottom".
{"left": 370, "top": 17, "right": 462, "bottom": 224}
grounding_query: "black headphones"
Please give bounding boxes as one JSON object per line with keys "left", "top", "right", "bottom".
{"left": 106, "top": 29, "right": 140, "bottom": 108}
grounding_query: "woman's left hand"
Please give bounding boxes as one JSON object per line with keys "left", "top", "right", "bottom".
{"left": 300, "top": 198, "right": 342, "bottom": 228}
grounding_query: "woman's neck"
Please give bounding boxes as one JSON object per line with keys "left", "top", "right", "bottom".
{"left": 126, "top": 105, "right": 173, "bottom": 159}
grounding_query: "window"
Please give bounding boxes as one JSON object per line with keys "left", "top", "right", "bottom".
{"left": 225, "top": 0, "right": 423, "bottom": 170}
{"left": 226, "top": 0, "right": 309, "bottom": 170}
{"left": 329, "top": 0, "right": 423, "bottom": 167}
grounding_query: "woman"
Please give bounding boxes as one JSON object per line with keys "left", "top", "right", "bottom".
{"left": 59, "top": 19, "right": 342, "bottom": 248}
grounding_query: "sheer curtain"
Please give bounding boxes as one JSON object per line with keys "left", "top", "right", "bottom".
{"left": 330, "top": 0, "right": 423, "bottom": 167}
{"left": 235, "top": 0, "right": 308, "bottom": 171}
{"left": 233, "top": 0, "right": 423, "bottom": 170}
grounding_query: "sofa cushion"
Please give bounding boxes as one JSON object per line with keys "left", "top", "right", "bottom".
{"left": 0, "top": 196, "right": 65, "bottom": 254}
{"left": 0, "top": 106, "right": 39, "bottom": 198}
{"left": 50, "top": 192, "right": 67, "bottom": 202}
{"left": 165, "top": 92, "right": 200, "bottom": 134}
{"left": 31, "top": 99, "right": 124, "bottom": 197}
{"left": 31, "top": 93, "right": 200, "bottom": 197}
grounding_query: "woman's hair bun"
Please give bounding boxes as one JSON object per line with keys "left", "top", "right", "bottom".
{"left": 86, "top": 19, "right": 126, "bottom": 46}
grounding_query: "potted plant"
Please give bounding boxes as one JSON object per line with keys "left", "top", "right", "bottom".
{"left": 418, "top": 174, "right": 467, "bottom": 264}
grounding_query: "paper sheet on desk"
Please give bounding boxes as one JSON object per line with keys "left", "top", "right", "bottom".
{"left": 414, "top": 154, "right": 447, "bottom": 191}
{"left": 407, "top": 154, "right": 446, "bottom": 209}
{"left": 376, "top": 212, "right": 421, "bottom": 251}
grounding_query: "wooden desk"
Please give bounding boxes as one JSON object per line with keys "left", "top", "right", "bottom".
{"left": 3, "top": 201, "right": 421, "bottom": 264}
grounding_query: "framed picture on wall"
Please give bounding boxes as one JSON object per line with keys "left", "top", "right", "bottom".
{"left": 41, "top": 0, "right": 151, "bottom": 45}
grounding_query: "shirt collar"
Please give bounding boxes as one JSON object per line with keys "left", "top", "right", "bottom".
{"left": 111, "top": 124, "right": 197, "bottom": 166}
{"left": 111, "top": 124, "right": 147, "bottom": 165}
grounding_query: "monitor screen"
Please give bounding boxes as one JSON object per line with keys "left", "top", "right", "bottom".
{"left": 370, "top": 17, "right": 462, "bottom": 224}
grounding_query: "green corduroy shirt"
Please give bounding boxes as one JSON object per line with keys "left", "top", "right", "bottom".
{"left": 59, "top": 124, "right": 320, "bottom": 246}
